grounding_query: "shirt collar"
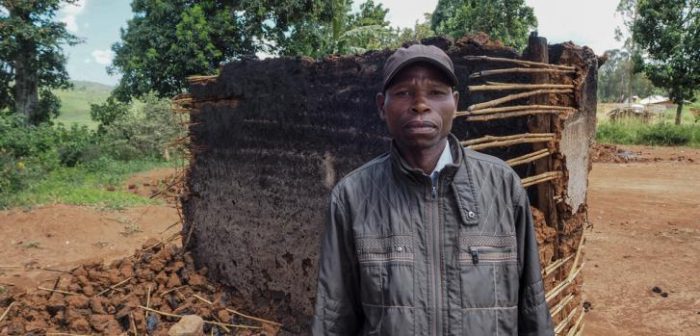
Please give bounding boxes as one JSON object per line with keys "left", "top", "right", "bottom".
{"left": 430, "top": 141, "right": 453, "bottom": 182}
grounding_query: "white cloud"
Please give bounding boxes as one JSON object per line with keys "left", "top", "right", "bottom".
{"left": 83, "top": 58, "right": 92, "bottom": 64}
{"left": 91, "top": 49, "right": 114, "bottom": 65}
{"left": 59, "top": 0, "right": 87, "bottom": 33}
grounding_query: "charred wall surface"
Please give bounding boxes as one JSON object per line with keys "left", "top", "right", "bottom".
{"left": 182, "top": 35, "right": 597, "bottom": 335}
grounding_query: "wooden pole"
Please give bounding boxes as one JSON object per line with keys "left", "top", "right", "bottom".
{"left": 464, "top": 55, "right": 575, "bottom": 71}
{"left": 467, "top": 89, "right": 572, "bottom": 111}
{"left": 468, "top": 83, "right": 574, "bottom": 92}
{"left": 457, "top": 104, "right": 575, "bottom": 116}
{"left": 469, "top": 67, "right": 575, "bottom": 78}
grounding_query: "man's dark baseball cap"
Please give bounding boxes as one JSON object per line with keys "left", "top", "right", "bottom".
{"left": 382, "top": 44, "right": 458, "bottom": 91}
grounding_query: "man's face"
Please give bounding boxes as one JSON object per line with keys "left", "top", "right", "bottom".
{"left": 377, "top": 63, "right": 459, "bottom": 153}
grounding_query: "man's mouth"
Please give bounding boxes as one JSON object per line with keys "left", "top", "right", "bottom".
{"left": 404, "top": 120, "right": 437, "bottom": 134}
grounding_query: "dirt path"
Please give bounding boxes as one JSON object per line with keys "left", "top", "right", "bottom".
{"left": 0, "top": 169, "right": 180, "bottom": 290}
{"left": 584, "top": 145, "right": 700, "bottom": 335}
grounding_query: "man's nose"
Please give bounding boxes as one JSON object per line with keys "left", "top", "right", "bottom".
{"left": 411, "top": 94, "right": 430, "bottom": 114}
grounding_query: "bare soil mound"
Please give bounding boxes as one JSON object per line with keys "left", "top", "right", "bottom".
{"left": 0, "top": 241, "right": 278, "bottom": 335}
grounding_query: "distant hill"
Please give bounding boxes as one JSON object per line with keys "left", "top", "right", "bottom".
{"left": 54, "top": 80, "right": 114, "bottom": 128}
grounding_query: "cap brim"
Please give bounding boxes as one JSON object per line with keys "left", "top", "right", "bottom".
{"left": 383, "top": 56, "right": 458, "bottom": 91}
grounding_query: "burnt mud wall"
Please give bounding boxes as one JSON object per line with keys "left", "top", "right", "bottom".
{"left": 182, "top": 34, "right": 596, "bottom": 335}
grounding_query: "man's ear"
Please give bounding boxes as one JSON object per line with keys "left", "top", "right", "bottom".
{"left": 376, "top": 92, "right": 386, "bottom": 121}
{"left": 452, "top": 89, "right": 459, "bottom": 108}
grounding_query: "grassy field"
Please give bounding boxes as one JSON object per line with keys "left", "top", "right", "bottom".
{"left": 53, "top": 80, "right": 113, "bottom": 129}
{"left": 1, "top": 158, "right": 177, "bottom": 210}
{"left": 596, "top": 103, "right": 700, "bottom": 147}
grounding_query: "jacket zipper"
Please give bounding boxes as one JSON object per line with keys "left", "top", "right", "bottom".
{"left": 466, "top": 246, "right": 514, "bottom": 264}
{"left": 430, "top": 181, "right": 443, "bottom": 336}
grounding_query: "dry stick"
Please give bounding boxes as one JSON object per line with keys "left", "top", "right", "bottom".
{"left": 0, "top": 302, "right": 15, "bottom": 324}
{"left": 549, "top": 293, "right": 575, "bottom": 317}
{"left": 569, "top": 232, "right": 586, "bottom": 278}
{"left": 469, "top": 67, "right": 575, "bottom": 78}
{"left": 465, "top": 110, "right": 564, "bottom": 122}
{"left": 37, "top": 286, "right": 79, "bottom": 296}
{"left": 456, "top": 104, "right": 575, "bottom": 117}
{"left": 566, "top": 311, "right": 585, "bottom": 336}
{"left": 187, "top": 75, "right": 218, "bottom": 83}
{"left": 46, "top": 334, "right": 92, "bottom": 336}
{"left": 192, "top": 294, "right": 232, "bottom": 333}
{"left": 145, "top": 285, "right": 152, "bottom": 320}
{"left": 138, "top": 306, "right": 262, "bottom": 329}
{"left": 507, "top": 149, "right": 551, "bottom": 167}
{"left": 545, "top": 264, "right": 584, "bottom": 303}
{"left": 130, "top": 312, "right": 138, "bottom": 336}
{"left": 462, "top": 133, "right": 555, "bottom": 146}
{"left": 160, "top": 285, "right": 187, "bottom": 297}
{"left": 464, "top": 55, "right": 576, "bottom": 71}
{"left": 542, "top": 254, "right": 574, "bottom": 278}
{"left": 468, "top": 89, "right": 573, "bottom": 111}
{"left": 554, "top": 307, "right": 580, "bottom": 335}
{"left": 97, "top": 276, "right": 132, "bottom": 296}
{"left": 193, "top": 294, "right": 213, "bottom": 305}
{"left": 468, "top": 137, "right": 554, "bottom": 151}
{"left": 575, "top": 324, "right": 585, "bottom": 336}
{"left": 468, "top": 83, "right": 574, "bottom": 92}
{"left": 225, "top": 307, "right": 283, "bottom": 327}
{"left": 159, "top": 220, "right": 181, "bottom": 234}
{"left": 521, "top": 172, "right": 563, "bottom": 188}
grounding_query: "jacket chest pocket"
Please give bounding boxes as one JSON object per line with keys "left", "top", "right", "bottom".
{"left": 356, "top": 235, "right": 415, "bottom": 307}
{"left": 458, "top": 234, "right": 518, "bottom": 308}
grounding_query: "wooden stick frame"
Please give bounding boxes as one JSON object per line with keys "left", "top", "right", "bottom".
{"left": 468, "top": 89, "right": 572, "bottom": 111}
{"left": 469, "top": 67, "right": 576, "bottom": 78}
{"left": 464, "top": 55, "right": 576, "bottom": 71}
{"left": 457, "top": 104, "right": 576, "bottom": 117}
{"left": 468, "top": 83, "right": 574, "bottom": 92}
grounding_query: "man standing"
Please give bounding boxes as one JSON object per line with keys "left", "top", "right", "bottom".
{"left": 312, "top": 44, "right": 554, "bottom": 335}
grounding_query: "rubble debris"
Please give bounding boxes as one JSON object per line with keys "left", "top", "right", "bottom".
{"left": 0, "top": 241, "right": 279, "bottom": 335}
{"left": 168, "top": 314, "right": 204, "bottom": 336}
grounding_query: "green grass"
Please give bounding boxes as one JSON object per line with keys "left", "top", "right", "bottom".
{"left": 597, "top": 119, "right": 700, "bottom": 147}
{"left": 53, "top": 80, "right": 113, "bottom": 129}
{"left": 1, "top": 158, "right": 177, "bottom": 210}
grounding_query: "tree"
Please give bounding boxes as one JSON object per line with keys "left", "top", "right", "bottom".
{"left": 394, "top": 13, "right": 435, "bottom": 46}
{"left": 0, "top": 0, "right": 79, "bottom": 124}
{"left": 431, "top": 0, "right": 537, "bottom": 50}
{"left": 631, "top": 0, "right": 700, "bottom": 125}
{"left": 598, "top": 49, "right": 660, "bottom": 102}
{"left": 111, "top": 0, "right": 405, "bottom": 101}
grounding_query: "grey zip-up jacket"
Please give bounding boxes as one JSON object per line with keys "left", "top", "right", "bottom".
{"left": 312, "top": 134, "right": 554, "bottom": 335}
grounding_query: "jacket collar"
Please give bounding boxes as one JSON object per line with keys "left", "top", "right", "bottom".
{"left": 389, "top": 134, "right": 464, "bottom": 185}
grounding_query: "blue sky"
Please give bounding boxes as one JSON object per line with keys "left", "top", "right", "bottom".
{"left": 60, "top": 0, "right": 624, "bottom": 86}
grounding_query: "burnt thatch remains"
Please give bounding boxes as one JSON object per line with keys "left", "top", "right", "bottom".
{"left": 181, "top": 33, "right": 597, "bottom": 335}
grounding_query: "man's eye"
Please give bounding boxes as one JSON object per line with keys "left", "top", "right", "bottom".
{"left": 394, "top": 90, "right": 410, "bottom": 97}
{"left": 430, "top": 90, "right": 447, "bottom": 96}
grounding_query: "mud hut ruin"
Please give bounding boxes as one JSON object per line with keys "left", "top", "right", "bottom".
{"left": 180, "top": 33, "right": 597, "bottom": 335}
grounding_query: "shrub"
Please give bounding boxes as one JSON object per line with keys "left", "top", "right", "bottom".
{"left": 98, "top": 93, "right": 184, "bottom": 160}
{"left": 638, "top": 123, "right": 692, "bottom": 146}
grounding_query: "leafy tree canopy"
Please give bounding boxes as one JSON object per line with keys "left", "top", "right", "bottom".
{"left": 0, "top": 0, "right": 79, "bottom": 124}
{"left": 632, "top": 0, "right": 700, "bottom": 124}
{"left": 598, "top": 49, "right": 660, "bottom": 102}
{"left": 111, "top": 0, "right": 432, "bottom": 101}
{"left": 431, "top": 0, "right": 537, "bottom": 50}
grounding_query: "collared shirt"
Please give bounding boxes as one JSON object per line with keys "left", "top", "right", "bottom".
{"left": 430, "top": 141, "right": 453, "bottom": 185}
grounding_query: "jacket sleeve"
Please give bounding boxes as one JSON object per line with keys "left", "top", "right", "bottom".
{"left": 311, "top": 190, "right": 363, "bottom": 335}
{"left": 514, "top": 188, "right": 555, "bottom": 336}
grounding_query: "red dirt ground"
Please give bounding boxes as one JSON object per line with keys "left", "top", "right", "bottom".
{"left": 1, "top": 147, "right": 698, "bottom": 334}
{"left": 584, "top": 145, "right": 700, "bottom": 335}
